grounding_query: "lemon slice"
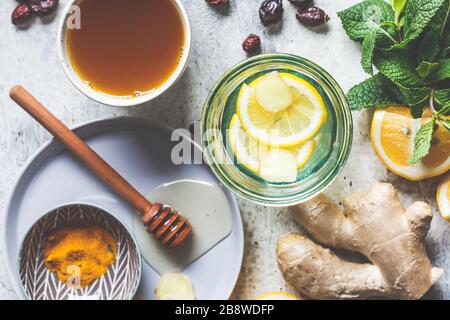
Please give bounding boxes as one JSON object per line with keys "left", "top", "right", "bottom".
{"left": 229, "top": 115, "right": 315, "bottom": 173}
{"left": 437, "top": 173, "right": 450, "bottom": 221}
{"left": 237, "top": 72, "right": 326, "bottom": 147}
{"left": 371, "top": 106, "right": 450, "bottom": 181}
{"left": 256, "top": 291, "right": 301, "bottom": 300}
{"left": 288, "top": 140, "right": 315, "bottom": 169}
{"left": 229, "top": 114, "right": 270, "bottom": 173}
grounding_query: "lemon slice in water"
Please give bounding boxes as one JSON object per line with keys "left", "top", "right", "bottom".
{"left": 229, "top": 114, "right": 270, "bottom": 173}
{"left": 228, "top": 114, "right": 315, "bottom": 175}
{"left": 237, "top": 72, "right": 326, "bottom": 148}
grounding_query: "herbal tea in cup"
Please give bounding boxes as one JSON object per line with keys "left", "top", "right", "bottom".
{"left": 59, "top": 0, "right": 191, "bottom": 106}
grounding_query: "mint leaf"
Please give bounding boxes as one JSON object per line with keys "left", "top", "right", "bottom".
{"left": 435, "top": 88, "right": 450, "bottom": 106}
{"left": 417, "top": 30, "right": 441, "bottom": 63}
{"left": 429, "top": 0, "right": 450, "bottom": 36}
{"left": 411, "top": 104, "right": 425, "bottom": 118}
{"left": 374, "top": 50, "right": 422, "bottom": 87}
{"left": 398, "top": 0, "right": 445, "bottom": 46}
{"left": 398, "top": 86, "right": 431, "bottom": 105}
{"left": 438, "top": 100, "right": 450, "bottom": 115}
{"left": 391, "top": 0, "right": 407, "bottom": 25}
{"left": 361, "top": 29, "right": 378, "bottom": 74}
{"left": 440, "top": 118, "right": 450, "bottom": 130}
{"left": 409, "top": 117, "right": 437, "bottom": 165}
{"left": 338, "top": 0, "right": 395, "bottom": 43}
{"left": 347, "top": 74, "right": 403, "bottom": 110}
{"left": 397, "top": 86, "right": 431, "bottom": 117}
{"left": 426, "top": 58, "right": 450, "bottom": 83}
{"left": 443, "top": 31, "right": 450, "bottom": 57}
{"left": 416, "top": 61, "right": 440, "bottom": 78}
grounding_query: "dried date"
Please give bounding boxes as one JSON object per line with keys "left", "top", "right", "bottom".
{"left": 259, "top": 0, "right": 284, "bottom": 26}
{"left": 30, "top": 0, "right": 59, "bottom": 16}
{"left": 288, "top": 0, "right": 313, "bottom": 8}
{"left": 242, "top": 34, "right": 261, "bottom": 54}
{"left": 11, "top": 3, "right": 32, "bottom": 25}
{"left": 296, "top": 6, "right": 329, "bottom": 26}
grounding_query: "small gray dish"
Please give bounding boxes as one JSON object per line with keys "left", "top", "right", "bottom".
{"left": 19, "top": 204, "right": 142, "bottom": 300}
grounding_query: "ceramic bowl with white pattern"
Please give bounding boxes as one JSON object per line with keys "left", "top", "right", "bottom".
{"left": 18, "top": 204, "right": 141, "bottom": 300}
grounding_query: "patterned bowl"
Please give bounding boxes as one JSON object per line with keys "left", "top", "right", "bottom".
{"left": 18, "top": 204, "right": 141, "bottom": 300}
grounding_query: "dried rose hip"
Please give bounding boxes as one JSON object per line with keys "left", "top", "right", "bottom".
{"left": 30, "top": 0, "right": 59, "bottom": 16}
{"left": 259, "top": 0, "right": 284, "bottom": 26}
{"left": 205, "top": 0, "right": 228, "bottom": 7}
{"left": 296, "top": 6, "right": 330, "bottom": 26}
{"left": 243, "top": 34, "right": 261, "bottom": 54}
{"left": 288, "top": 0, "right": 313, "bottom": 8}
{"left": 12, "top": 3, "right": 32, "bottom": 25}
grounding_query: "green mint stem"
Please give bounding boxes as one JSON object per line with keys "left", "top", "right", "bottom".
{"left": 430, "top": 90, "right": 437, "bottom": 114}
{"left": 382, "top": 28, "right": 399, "bottom": 44}
{"left": 367, "top": 19, "right": 399, "bottom": 44}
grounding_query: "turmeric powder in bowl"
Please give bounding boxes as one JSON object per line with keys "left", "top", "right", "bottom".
{"left": 44, "top": 226, "right": 118, "bottom": 288}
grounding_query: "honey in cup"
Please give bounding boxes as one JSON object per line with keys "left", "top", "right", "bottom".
{"left": 66, "top": 0, "right": 185, "bottom": 97}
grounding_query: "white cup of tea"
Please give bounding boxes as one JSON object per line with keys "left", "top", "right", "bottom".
{"left": 57, "top": 0, "right": 192, "bottom": 107}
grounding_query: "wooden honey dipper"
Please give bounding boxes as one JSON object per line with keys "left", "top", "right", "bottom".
{"left": 10, "top": 86, "right": 192, "bottom": 249}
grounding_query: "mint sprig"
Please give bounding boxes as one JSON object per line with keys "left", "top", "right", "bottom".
{"left": 409, "top": 118, "right": 436, "bottom": 165}
{"left": 339, "top": 0, "right": 450, "bottom": 165}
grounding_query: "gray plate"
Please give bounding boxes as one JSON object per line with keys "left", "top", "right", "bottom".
{"left": 3, "top": 117, "right": 244, "bottom": 300}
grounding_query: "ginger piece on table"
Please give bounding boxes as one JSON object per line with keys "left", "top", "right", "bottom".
{"left": 277, "top": 182, "right": 443, "bottom": 300}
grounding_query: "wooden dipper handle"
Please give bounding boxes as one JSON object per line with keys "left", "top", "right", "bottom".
{"left": 10, "top": 85, "right": 192, "bottom": 249}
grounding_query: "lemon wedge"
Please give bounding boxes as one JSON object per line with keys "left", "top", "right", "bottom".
{"left": 256, "top": 291, "right": 301, "bottom": 300}
{"left": 228, "top": 114, "right": 315, "bottom": 174}
{"left": 437, "top": 173, "right": 450, "bottom": 221}
{"left": 371, "top": 106, "right": 450, "bottom": 181}
{"left": 237, "top": 72, "right": 326, "bottom": 147}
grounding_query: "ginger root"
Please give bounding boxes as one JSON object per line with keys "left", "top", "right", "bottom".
{"left": 277, "top": 182, "right": 443, "bottom": 299}
{"left": 155, "top": 273, "right": 195, "bottom": 300}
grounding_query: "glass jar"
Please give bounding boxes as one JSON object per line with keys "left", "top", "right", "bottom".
{"left": 201, "top": 54, "right": 352, "bottom": 206}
